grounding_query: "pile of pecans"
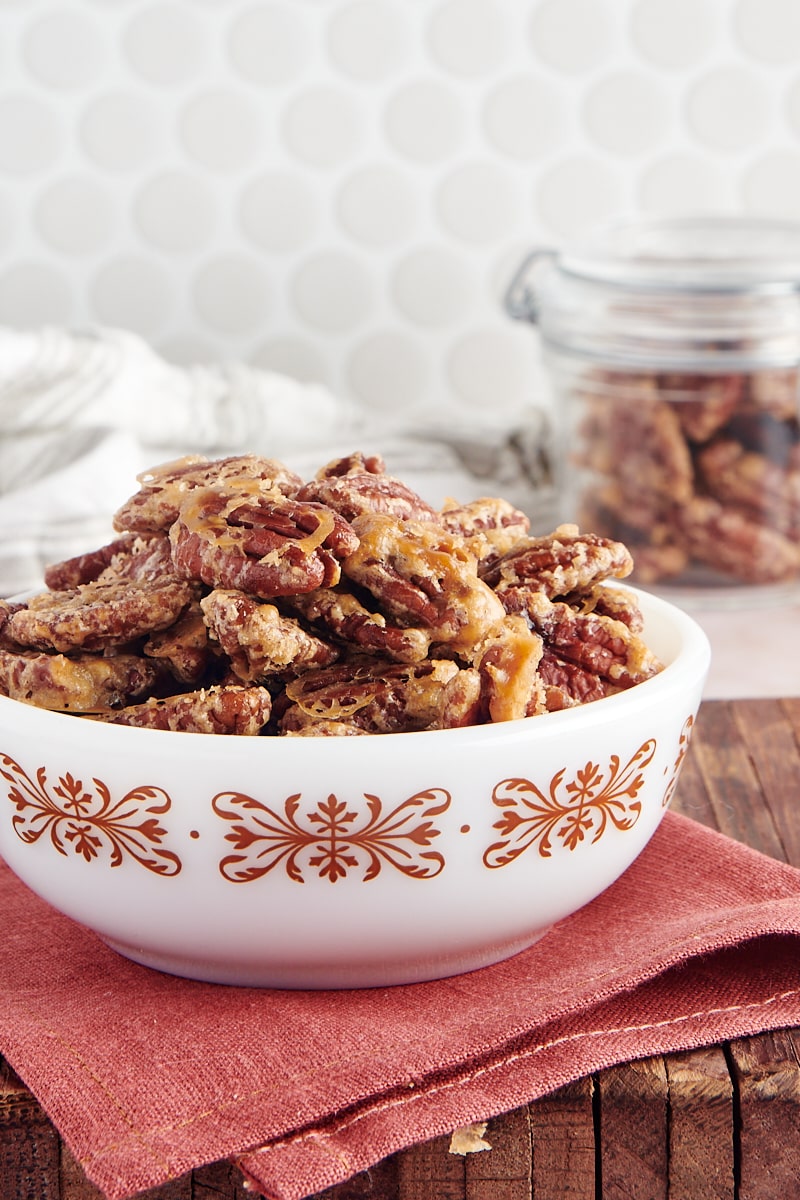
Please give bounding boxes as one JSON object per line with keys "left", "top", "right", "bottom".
{"left": 0, "top": 452, "right": 662, "bottom": 735}
{"left": 573, "top": 367, "right": 800, "bottom": 587}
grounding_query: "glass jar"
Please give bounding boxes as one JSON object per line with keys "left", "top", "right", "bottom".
{"left": 506, "top": 216, "right": 800, "bottom": 607}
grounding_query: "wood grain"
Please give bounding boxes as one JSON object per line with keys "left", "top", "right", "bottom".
{"left": 665, "top": 1046, "right": 734, "bottom": 1200}
{"left": 529, "top": 1076, "right": 595, "bottom": 1200}
{"left": 598, "top": 1056, "right": 668, "bottom": 1200}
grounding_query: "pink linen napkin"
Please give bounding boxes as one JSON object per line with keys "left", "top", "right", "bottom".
{"left": 2, "top": 809, "right": 800, "bottom": 1200}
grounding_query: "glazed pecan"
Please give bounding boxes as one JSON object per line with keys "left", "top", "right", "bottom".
{"left": 482, "top": 525, "right": 633, "bottom": 598}
{"left": 282, "top": 719, "right": 369, "bottom": 737}
{"left": 113, "top": 454, "right": 303, "bottom": 534}
{"left": 6, "top": 574, "right": 197, "bottom": 654}
{"left": 438, "top": 497, "right": 530, "bottom": 563}
{"left": 295, "top": 467, "right": 438, "bottom": 523}
{"left": 170, "top": 485, "right": 359, "bottom": 597}
{"left": 44, "top": 534, "right": 141, "bottom": 590}
{"left": 747, "top": 368, "right": 800, "bottom": 422}
{"left": 565, "top": 584, "right": 646, "bottom": 633}
{"left": 200, "top": 588, "right": 338, "bottom": 682}
{"left": 314, "top": 451, "right": 387, "bottom": 478}
{"left": 473, "top": 615, "right": 546, "bottom": 722}
{"left": 537, "top": 648, "right": 619, "bottom": 710}
{"left": 342, "top": 513, "right": 505, "bottom": 657}
{"left": 97, "top": 684, "right": 272, "bottom": 735}
{"left": 516, "top": 591, "right": 662, "bottom": 689}
{"left": 0, "top": 648, "right": 162, "bottom": 712}
{"left": 143, "top": 601, "right": 214, "bottom": 686}
{"left": 677, "top": 496, "right": 800, "bottom": 584}
{"left": 576, "top": 394, "right": 694, "bottom": 508}
{"left": 697, "top": 439, "right": 800, "bottom": 537}
{"left": 658, "top": 373, "right": 743, "bottom": 443}
{"left": 285, "top": 586, "right": 430, "bottom": 664}
{"left": 280, "top": 658, "right": 482, "bottom": 734}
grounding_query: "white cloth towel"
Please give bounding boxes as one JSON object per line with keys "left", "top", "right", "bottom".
{"left": 0, "top": 326, "right": 554, "bottom": 597}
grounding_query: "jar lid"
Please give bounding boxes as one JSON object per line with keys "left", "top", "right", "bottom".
{"left": 506, "top": 216, "right": 800, "bottom": 370}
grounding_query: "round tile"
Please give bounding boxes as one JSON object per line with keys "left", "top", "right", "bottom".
{"left": 90, "top": 256, "right": 176, "bottom": 337}
{"left": 0, "top": 93, "right": 61, "bottom": 175}
{"left": 742, "top": 151, "right": 800, "bottom": 218}
{"left": 192, "top": 254, "right": 271, "bottom": 335}
{"left": 446, "top": 325, "right": 532, "bottom": 414}
{"left": 238, "top": 172, "right": 319, "bottom": 253}
{"left": 436, "top": 161, "right": 521, "bottom": 244}
{"left": 227, "top": 4, "right": 312, "bottom": 87}
{"left": 80, "top": 91, "right": 164, "bottom": 172}
{"left": 23, "top": 7, "right": 106, "bottom": 90}
{"left": 686, "top": 67, "right": 771, "bottom": 153}
{"left": 390, "top": 246, "right": 474, "bottom": 326}
{"left": 34, "top": 175, "right": 116, "bottom": 256}
{"left": 133, "top": 170, "right": 219, "bottom": 253}
{"left": 347, "top": 331, "right": 432, "bottom": 413}
{"left": 537, "top": 156, "right": 624, "bottom": 236}
{"left": 630, "top": 0, "right": 717, "bottom": 70}
{"left": 123, "top": 3, "right": 208, "bottom": 86}
{"left": 0, "top": 262, "right": 73, "bottom": 327}
{"left": 733, "top": 0, "right": 800, "bottom": 64}
{"left": 327, "top": 0, "right": 412, "bottom": 81}
{"left": 336, "top": 165, "right": 418, "bottom": 246}
{"left": 529, "top": 0, "right": 615, "bottom": 73}
{"left": 179, "top": 88, "right": 264, "bottom": 172}
{"left": 383, "top": 79, "right": 465, "bottom": 163}
{"left": 483, "top": 75, "right": 568, "bottom": 160}
{"left": 583, "top": 71, "right": 671, "bottom": 157}
{"left": 280, "top": 86, "right": 364, "bottom": 168}
{"left": 426, "top": 0, "right": 509, "bottom": 78}
{"left": 289, "top": 251, "right": 373, "bottom": 333}
{"left": 250, "top": 336, "right": 330, "bottom": 385}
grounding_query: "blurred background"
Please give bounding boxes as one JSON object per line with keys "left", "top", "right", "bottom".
{"left": 3, "top": 0, "right": 800, "bottom": 434}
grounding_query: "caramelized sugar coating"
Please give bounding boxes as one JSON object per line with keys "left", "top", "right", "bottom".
{"left": 200, "top": 588, "right": 339, "bottom": 682}
{"left": 11, "top": 449, "right": 663, "bottom": 734}
{"left": 7, "top": 537, "right": 197, "bottom": 653}
{"left": 280, "top": 659, "right": 482, "bottom": 735}
{"left": 169, "top": 485, "right": 359, "bottom": 598}
{"left": 96, "top": 685, "right": 272, "bottom": 735}
{"left": 342, "top": 513, "right": 506, "bottom": 656}
{"left": 113, "top": 454, "right": 303, "bottom": 534}
{"left": 0, "top": 647, "right": 162, "bottom": 712}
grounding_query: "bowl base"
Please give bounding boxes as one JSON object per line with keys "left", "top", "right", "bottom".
{"left": 99, "top": 928, "right": 552, "bottom": 989}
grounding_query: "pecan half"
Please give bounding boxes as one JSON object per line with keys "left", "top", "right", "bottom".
{"left": 170, "top": 486, "right": 359, "bottom": 597}
{"left": 96, "top": 684, "right": 272, "bottom": 735}
{"left": 113, "top": 454, "right": 303, "bottom": 534}
{"left": 342, "top": 513, "right": 505, "bottom": 657}
{"left": 280, "top": 658, "right": 482, "bottom": 734}
{"left": 0, "top": 648, "right": 162, "bottom": 712}
{"left": 201, "top": 589, "right": 339, "bottom": 682}
{"left": 482, "top": 525, "right": 633, "bottom": 598}
{"left": 285, "top": 586, "right": 430, "bottom": 664}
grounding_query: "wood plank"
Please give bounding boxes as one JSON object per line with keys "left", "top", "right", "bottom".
{"left": 60, "top": 1141, "right": 106, "bottom": 1199}
{"left": 191, "top": 1159, "right": 253, "bottom": 1198}
{"left": 0, "top": 1057, "right": 61, "bottom": 1200}
{"left": 529, "top": 1076, "right": 595, "bottom": 1200}
{"left": 465, "top": 1107, "right": 531, "bottom": 1200}
{"left": 685, "top": 702, "right": 784, "bottom": 857}
{"left": 732, "top": 699, "right": 800, "bottom": 868}
{"left": 728, "top": 1028, "right": 800, "bottom": 1200}
{"left": 598, "top": 1056, "right": 668, "bottom": 1200}
{"left": 396, "top": 1133, "right": 465, "bottom": 1200}
{"left": 665, "top": 1046, "right": 734, "bottom": 1200}
{"left": 311, "top": 1156, "right": 399, "bottom": 1200}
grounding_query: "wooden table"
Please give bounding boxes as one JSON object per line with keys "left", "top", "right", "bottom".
{"left": 3, "top": 697, "right": 799, "bottom": 1200}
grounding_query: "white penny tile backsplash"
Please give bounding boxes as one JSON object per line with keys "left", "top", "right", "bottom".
{"left": 2, "top": 0, "right": 800, "bottom": 428}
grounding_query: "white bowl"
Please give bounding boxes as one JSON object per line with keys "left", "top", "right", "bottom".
{"left": 0, "top": 587, "right": 709, "bottom": 989}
